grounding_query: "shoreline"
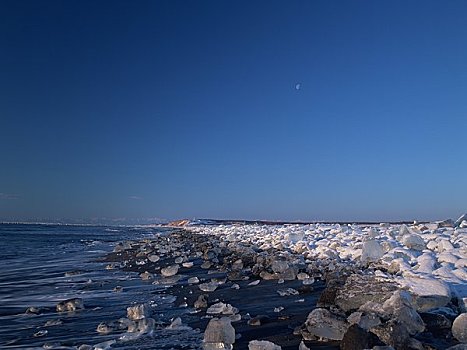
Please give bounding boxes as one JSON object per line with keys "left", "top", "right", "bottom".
{"left": 101, "top": 221, "right": 466, "bottom": 349}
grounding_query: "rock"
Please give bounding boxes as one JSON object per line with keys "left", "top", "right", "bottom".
{"left": 278, "top": 267, "right": 297, "bottom": 280}
{"left": 455, "top": 213, "right": 467, "bottom": 227}
{"left": 56, "top": 298, "right": 84, "bottom": 312}
{"left": 260, "top": 271, "right": 279, "bottom": 280}
{"left": 207, "top": 302, "right": 238, "bottom": 315}
{"left": 188, "top": 277, "right": 199, "bottom": 284}
{"left": 335, "top": 275, "right": 398, "bottom": 312}
{"left": 183, "top": 261, "right": 194, "bottom": 268}
{"left": 438, "top": 239, "right": 455, "bottom": 252}
{"left": 93, "top": 340, "right": 116, "bottom": 350}
{"left": 25, "top": 306, "right": 42, "bottom": 315}
{"left": 174, "top": 257, "right": 184, "bottom": 264}
{"left": 140, "top": 271, "right": 153, "bottom": 280}
{"left": 402, "top": 234, "right": 425, "bottom": 251}
{"left": 166, "top": 317, "right": 191, "bottom": 330}
{"left": 399, "top": 276, "right": 451, "bottom": 312}
{"left": 299, "top": 341, "right": 310, "bottom": 350}
{"left": 248, "top": 315, "right": 270, "bottom": 326}
{"left": 419, "top": 312, "right": 451, "bottom": 333}
{"left": 347, "top": 312, "right": 381, "bottom": 330}
{"left": 248, "top": 340, "right": 282, "bottom": 350}
{"left": 78, "top": 345, "right": 93, "bottom": 350}
{"left": 33, "top": 329, "right": 47, "bottom": 337}
{"left": 437, "top": 219, "right": 455, "bottom": 228}
{"left": 277, "top": 288, "right": 299, "bottom": 296}
{"left": 194, "top": 294, "right": 208, "bottom": 308}
{"left": 161, "top": 264, "right": 179, "bottom": 277}
{"left": 127, "top": 303, "right": 150, "bottom": 320}
{"left": 305, "top": 308, "right": 348, "bottom": 341}
{"left": 370, "top": 320, "right": 410, "bottom": 350}
{"left": 97, "top": 321, "right": 117, "bottom": 334}
{"left": 199, "top": 282, "right": 219, "bottom": 292}
{"left": 272, "top": 260, "right": 289, "bottom": 274}
{"left": 154, "top": 275, "right": 182, "bottom": 285}
{"left": 232, "top": 259, "right": 244, "bottom": 271}
{"left": 361, "top": 240, "right": 384, "bottom": 263}
{"left": 452, "top": 313, "right": 467, "bottom": 343}
{"left": 148, "top": 254, "right": 160, "bottom": 262}
{"left": 44, "top": 319, "right": 63, "bottom": 327}
{"left": 138, "top": 318, "right": 156, "bottom": 334}
{"left": 203, "top": 317, "right": 235, "bottom": 349}
{"left": 201, "top": 261, "right": 212, "bottom": 269}
{"left": 317, "top": 283, "right": 340, "bottom": 307}
{"left": 340, "top": 324, "right": 381, "bottom": 350}
{"left": 382, "top": 291, "right": 425, "bottom": 335}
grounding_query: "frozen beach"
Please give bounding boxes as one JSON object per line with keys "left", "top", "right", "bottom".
{"left": 102, "top": 216, "right": 467, "bottom": 349}
{"left": 1, "top": 216, "right": 466, "bottom": 350}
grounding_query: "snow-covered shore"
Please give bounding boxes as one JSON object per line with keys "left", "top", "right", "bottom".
{"left": 188, "top": 217, "right": 467, "bottom": 309}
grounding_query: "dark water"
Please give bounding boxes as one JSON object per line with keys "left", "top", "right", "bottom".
{"left": 0, "top": 223, "right": 202, "bottom": 349}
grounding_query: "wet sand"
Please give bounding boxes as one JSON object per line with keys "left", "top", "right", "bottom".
{"left": 102, "top": 229, "right": 340, "bottom": 349}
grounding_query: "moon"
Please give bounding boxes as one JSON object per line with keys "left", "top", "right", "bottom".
{"left": 295, "top": 83, "right": 301, "bottom": 90}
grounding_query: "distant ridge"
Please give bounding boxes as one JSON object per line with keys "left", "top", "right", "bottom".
{"left": 169, "top": 218, "right": 418, "bottom": 226}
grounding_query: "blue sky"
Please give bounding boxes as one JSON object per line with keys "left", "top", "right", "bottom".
{"left": 1, "top": 0, "right": 466, "bottom": 223}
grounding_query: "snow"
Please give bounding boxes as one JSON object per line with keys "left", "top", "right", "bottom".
{"left": 187, "top": 217, "right": 467, "bottom": 311}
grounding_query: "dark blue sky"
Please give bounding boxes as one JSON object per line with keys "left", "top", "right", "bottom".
{"left": 1, "top": 0, "right": 466, "bottom": 223}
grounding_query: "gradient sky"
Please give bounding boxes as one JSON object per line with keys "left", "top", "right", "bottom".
{"left": 1, "top": 0, "right": 466, "bottom": 223}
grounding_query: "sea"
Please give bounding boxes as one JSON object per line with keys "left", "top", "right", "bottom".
{"left": 0, "top": 223, "right": 203, "bottom": 349}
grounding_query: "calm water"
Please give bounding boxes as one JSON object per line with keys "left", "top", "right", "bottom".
{"left": 0, "top": 223, "right": 202, "bottom": 349}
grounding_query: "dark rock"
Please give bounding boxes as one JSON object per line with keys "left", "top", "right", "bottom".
{"left": 297, "top": 285, "right": 314, "bottom": 294}
{"left": 227, "top": 271, "right": 244, "bottom": 281}
{"left": 370, "top": 320, "right": 410, "bottom": 350}
{"left": 340, "top": 324, "right": 381, "bottom": 350}
{"left": 248, "top": 315, "right": 270, "bottom": 326}
{"left": 420, "top": 312, "right": 451, "bottom": 333}
{"left": 317, "top": 285, "right": 339, "bottom": 307}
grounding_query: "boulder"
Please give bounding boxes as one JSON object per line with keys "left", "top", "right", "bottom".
{"left": 207, "top": 302, "right": 238, "bottom": 315}
{"left": 203, "top": 317, "right": 235, "bottom": 349}
{"left": 455, "top": 213, "right": 467, "bottom": 227}
{"left": 402, "top": 234, "right": 426, "bottom": 251}
{"left": 452, "top": 313, "right": 467, "bottom": 343}
{"left": 271, "top": 260, "right": 290, "bottom": 274}
{"left": 382, "top": 291, "right": 425, "bottom": 335}
{"left": 248, "top": 315, "right": 270, "bottom": 326}
{"left": 199, "top": 282, "right": 219, "bottom": 292}
{"left": 340, "top": 324, "right": 381, "bottom": 350}
{"left": 370, "top": 320, "right": 410, "bottom": 350}
{"left": 398, "top": 277, "right": 451, "bottom": 312}
{"left": 361, "top": 240, "right": 384, "bottom": 263}
{"left": 305, "top": 308, "right": 348, "bottom": 340}
{"left": 161, "top": 264, "right": 179, "bottom": 277}
{"left": 419, "top": 312, "right": 451, "bottom": 333}
{"left": 248, "top": 340, "right": 282, "bottom": 350}
{"left": 347, "top": 312, "right": 382, "bottom": 330}
{"left": 335, "top": 275, "right": 398, "bottom": 312}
